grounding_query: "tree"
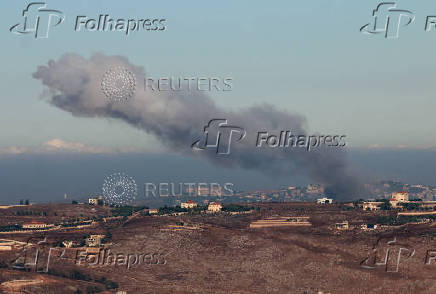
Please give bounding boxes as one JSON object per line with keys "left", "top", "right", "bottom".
{"left": 379, "top": 200, "right": 392, "bottom": 211}
{"left": 80, "top": 235, "right": 87, "bottom": 247}
{"left": 25, "top": 199, "right": 29, "bottom": 205}
{"left": 72, "top": 200, "right": 78, "bottom": 205}
{"left": 104, "top": 280, "right": 118, "bottom": 289}
{"left": 102, "top": 230, "right": 112, "bottom": 243}
{"left": 400, "top": 202, "right": 421, "bottom": 211}
{"left": 19, "top": 200, "right": 23, "bottom": 205}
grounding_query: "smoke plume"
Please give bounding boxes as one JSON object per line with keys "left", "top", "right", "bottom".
{"left": 33, "top": 53, "right": 363, "bottom": 200}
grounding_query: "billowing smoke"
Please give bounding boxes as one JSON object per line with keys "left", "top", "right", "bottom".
{"left": 33, "top": 53, "right": 363, "bottom": 200}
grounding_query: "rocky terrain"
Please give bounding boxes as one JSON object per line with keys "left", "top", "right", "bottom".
{"left": 1, "top": 203, "right": 436, "bottom": 293}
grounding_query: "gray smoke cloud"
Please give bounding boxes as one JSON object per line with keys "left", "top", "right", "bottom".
{"left": 33, "top": 53, "right": 364, "bottom": 200}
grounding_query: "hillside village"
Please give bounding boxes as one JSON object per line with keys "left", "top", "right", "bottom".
{"left": 2, "top": 183, "right": 436, "bottom": 293}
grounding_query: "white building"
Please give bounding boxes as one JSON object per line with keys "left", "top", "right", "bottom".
{"left": 86, "top": 234, "right": 105, "bottom": 247}
{"left": 317, "top": 197, "right": 333, "bottom": 204}
{"left": 148, "top": 209, "right": 158, "bottom": 214}
{"left": 22, "top": 222, "right": 54, "bottom": 229}
{"left": 208, "top": 202, "right": 222, "bottom": 212}
{"left": 389, "top": 191, "right": 409, "bottom": 208}
{"left": 181, "top": 200, "right": 197, "bottom": 209}
{"left": 362, "top": 201, "right": 384, "bottom": 211}
{"left": 335, "top": 221, "right": 349, "bottom": 230}
{"left": 361, "top": 224, "right": 378, "bottom": 230}
{"left": 391, "top": 191, "right": 409, "bottom": 202}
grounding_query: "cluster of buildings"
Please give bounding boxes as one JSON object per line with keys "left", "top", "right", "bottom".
{"left": 363, "top": 192, "right": 409, "bottom": 211}
{"left": 333, "top": 221, "right": 380, "bottom": 232}
{"left": 362, "top": 191, "right": 436, "bottom": 211}
{"left": 22, "top": 221, "right": 55, "bottom": 230}
{"left": 61, "top": 234, "right": 106, "bottom": 249}
{"left": 235, "top": 181, "right": 436, "bottom": 204}
{"left": 180, "top": 200, "right": 222, "bottom": 212}
{"left": 366, "top": 181, "right": 436, "bottom": 201}
{"left": 234, "top": 184, "right": 326, "bottom": 203}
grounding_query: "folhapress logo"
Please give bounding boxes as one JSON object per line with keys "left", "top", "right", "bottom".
{"left": 192, "top": 120, "right": 347, "bottom": 155}
{"left": 360, "top": 237, "right": 415, "bottom": 273}
{"left": 10, "top": 3, "right": 166, "bottom": 39}
{"left": 192, "top": 119, "right": 246, "bottom": 155}
{"left": 10, "top": 2, "right": 64, "bottom": 39}
{"left": 361, "top": 2, "right": 414, "bottom": 39}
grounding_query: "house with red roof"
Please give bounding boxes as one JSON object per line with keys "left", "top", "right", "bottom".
{"left": 181, "top": 200, "right": 198, "bottom": 209}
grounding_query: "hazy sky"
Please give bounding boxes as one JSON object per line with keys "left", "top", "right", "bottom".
{"left": 1, "top": 0, "right": 436, "bottom": 152}
{"left": 2, "top": 1, "right": 436, "bottom": 203}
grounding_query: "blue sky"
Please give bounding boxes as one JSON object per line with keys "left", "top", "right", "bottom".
{"left": 1, "top": 0, "right": 436, "bottom": 152}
